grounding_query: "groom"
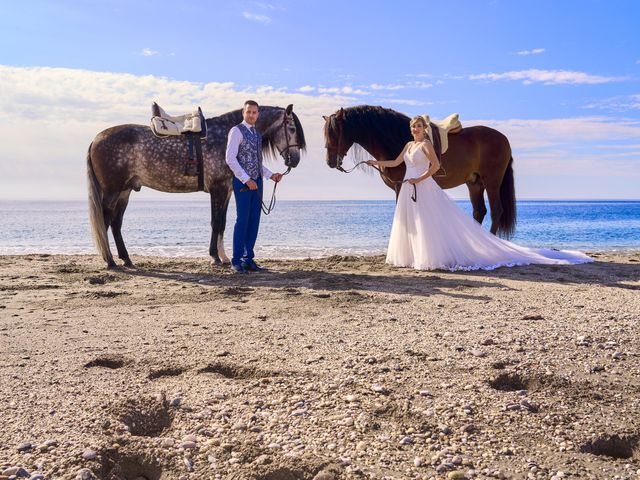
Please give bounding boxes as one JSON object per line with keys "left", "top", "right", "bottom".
{"left": 225, "top": 100, "right": 283, "bottom": 274}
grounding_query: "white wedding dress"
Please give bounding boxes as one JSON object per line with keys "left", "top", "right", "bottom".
{"left": 386, "top": 145, "right": 593, "bottom": 271}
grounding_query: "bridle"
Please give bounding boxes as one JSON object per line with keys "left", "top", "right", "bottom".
{"left": 274, "top": 112, "right": 302, "bottom": 166}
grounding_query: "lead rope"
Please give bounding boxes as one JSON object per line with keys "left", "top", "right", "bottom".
{"left": 337, "top": 161, "right": 417, "bottom": 203}
{"left": 261, "top": 166, "right": 291, "bottom": 215}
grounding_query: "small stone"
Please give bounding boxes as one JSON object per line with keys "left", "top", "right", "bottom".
{"left": 29, "top": 474, "right": 45, "bottom": 480}
{"left": 182, "top": 434, "right": 197, "bottom": 442}
{"left": 520, "top": 399, "right": 538, "bottom": 412}
{"left": 169, "top": 397, "right": 182, "bottom": 407}
{"left": 419, "top": 390, "right": 433, "bottom": 397}
{"left": 470, "top": 349, "right": 486, "bottom": 358}
{"left": 448, "top": 471, "right": 467, "bottom": 480}
{"left": 75, "top": 469, "right": 96, "bottom": 480}
{"left": 399, "top": 436, "right": 413, "bottom": 445}
{"left": 414, "top": 457, "right": 424, "bottom": 467}
{"left": 161, "top": 438, "right": 175, "bottom": 448}
{"left": 17, "top": 443, "right": 32, "bottom": 452}
{"left": 481, "top": 338, "right": 495, "bottom": 346}
{"left": 355, "top": 441, "right": 367, "bottom": 451}
{"left": 612, "top": 352, "right": 623, "bottom": 359}
{"left": 371, "top": 384, "right": 389, "bottom": 394}
{"left": 82, "top": 449, "right": 97, "bottom": 460}
{"left": 268, "top": 443, "right": 281, "bottom": 449}
{"left": 254, "top": 454, "right": 271, "bottom": 465}
{"left": 344, "top": 394, "right": 357, "bottom": 402}
{"left": 179, "top": 441, "right": 197, "bottom": 450}
{"left": 313, "top": 473, "right": 335, "bottom": 480}
{"left": 183, "top": 458, "right": 193, "bottom": 471}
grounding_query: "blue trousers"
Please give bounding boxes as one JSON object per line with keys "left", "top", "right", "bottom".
{"left": 232, "top": 177, "right": 262, "bottom": 266}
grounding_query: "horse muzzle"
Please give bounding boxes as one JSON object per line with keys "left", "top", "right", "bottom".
{"left": 326, "top": 152, "right": 344, "bottom": 169}
{"left": 282, "top": 147, "right": 301, "bottom": 168}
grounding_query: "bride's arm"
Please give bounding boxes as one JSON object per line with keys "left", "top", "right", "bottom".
{"left": 366, "top": 143, "right": 408, "bottom": 168}
{"left": 409, "top": 142, "right": 441, "bottom": 184}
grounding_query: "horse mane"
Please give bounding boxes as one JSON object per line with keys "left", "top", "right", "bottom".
{"left": 341, "top": 105, "right": 411, "bottom": 156}
{"left": 206, "top": 107, "right": 306, "bottom": 161}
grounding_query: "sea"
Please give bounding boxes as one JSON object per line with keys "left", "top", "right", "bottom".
{"left": 0, "top": 200, "right": 639, "bottom": 258}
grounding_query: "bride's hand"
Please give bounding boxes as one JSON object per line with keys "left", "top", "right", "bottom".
{"left": 408, "top": 178, "right": 421, "bottom": 185}
{"left": 366, "top": 159, "right": 376, "bottom": 166}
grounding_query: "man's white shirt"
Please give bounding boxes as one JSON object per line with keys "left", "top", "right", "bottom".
{"left": 225, "top": 120, "right": 273, "bottom": 184}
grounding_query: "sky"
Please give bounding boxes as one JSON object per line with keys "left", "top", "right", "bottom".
{"left": 0, "top": 0, "right": 639, "bottom": 201}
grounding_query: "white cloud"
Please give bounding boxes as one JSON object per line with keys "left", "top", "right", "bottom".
{"left": 385, "top": 99, "right": 430, "bottom": 106}
{"left": 516, "top": 48, "right": 545, "bottom": 56}
{"left": 370, "top": 83, "right": 405, "bottom": 91}
{"left": 242, "top": 11, "right": 271, "bottom": 24}
{"left": 470, "top": 69, "right": 625, "bottom": 85}
{"left": 318, "top": 86, "right": 367, "bottom": 95}
{"left": 583, "top": 94, "right": 640, "bottom": 111}
{"left": 1, "top": 65, "right": 638, "bottom": 202}
{"left": 407, "top": 81, "right": 434, "bottom": 89}
{"left": 467, "top": 116, "right": 640, "bottom": 178}
{"left": 141, "top": 48, "right": 159, "bottom": 57}
{"left": 298, "top": 85, "right": 315, "bottom": 92}
{"left": 0, "top": 65, "right": 364, "bottom": 200}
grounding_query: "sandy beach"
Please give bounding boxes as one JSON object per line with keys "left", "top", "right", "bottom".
{"left": 1, "top": 252, "right": 639, "bottom": 480}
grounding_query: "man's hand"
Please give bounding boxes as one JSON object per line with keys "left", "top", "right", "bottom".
{"left": 245, "top": 179, "right": 258, "bottom": 190}
{"left": 271, "top": 173, "right": 283, "bottom": 183}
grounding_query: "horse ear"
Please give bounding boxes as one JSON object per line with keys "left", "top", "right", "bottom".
{"left": 285, "top": 104, "right": 293, "bottom": 115}
{"left": 336, "top": 108, "right": 344, "bottom": 120}
{"left": 322, "top": 115, "right": 328, "bottom": 121}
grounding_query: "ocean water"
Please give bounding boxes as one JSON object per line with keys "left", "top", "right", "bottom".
{"left": 0, "top": 200, "right": 639, "bottom": 259}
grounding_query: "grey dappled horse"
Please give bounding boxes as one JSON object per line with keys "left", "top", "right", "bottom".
{"left": 87, "top": 105, "right": 306, "bottom": 268}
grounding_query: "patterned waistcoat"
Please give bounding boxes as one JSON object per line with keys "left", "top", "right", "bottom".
{"left": 236, "top": 124, "right": 262, "bottom": 180}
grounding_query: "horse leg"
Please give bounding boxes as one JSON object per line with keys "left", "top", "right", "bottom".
{"left": 485, "top": 181, "right": 504, "bottom": 235}
{"left": 209, "top": 185, "right": 232, "bottom": 265}
{"left": 101, "top": 192, "right": 121, "bottom": 269}
{"left": 466, "top": 179, "right": 487, "bottom": 225}
{"left": 110, "top": 189, "right": 134, "bottom": 267}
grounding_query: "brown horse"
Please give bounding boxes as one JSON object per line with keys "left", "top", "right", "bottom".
{"left": 88, "top": 105, "right": 306, "bottom": 268}
{"left": 323, "top": 106, "right": 516, "bottom": 237}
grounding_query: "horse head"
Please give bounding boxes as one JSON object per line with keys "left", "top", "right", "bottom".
{"left": 260, "top": 104, "right": 306, "bottom": 169}
{"left": 323, "top": 108, "right": 353, "bottom": 169}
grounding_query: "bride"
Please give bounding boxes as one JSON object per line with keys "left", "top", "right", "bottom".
{"left": 366, "top": 115, "right": 593, "bottom": 271}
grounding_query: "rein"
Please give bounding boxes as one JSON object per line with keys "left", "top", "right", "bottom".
{"left": 337, "top": 160, "right": 417, "bottom": 203}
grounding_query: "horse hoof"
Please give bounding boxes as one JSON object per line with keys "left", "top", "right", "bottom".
{"left": 106, "top": 260, "right": 117, "bottom": 269}
{"left": 123, "top": 260, "right": 135, "bottom": 268}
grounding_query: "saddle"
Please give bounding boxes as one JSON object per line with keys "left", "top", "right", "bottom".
{"left": 423, "top": 113, "right": 463, "bottom": 177}
{"left": 150, "top": 102, "right": 207, "bottom": 190}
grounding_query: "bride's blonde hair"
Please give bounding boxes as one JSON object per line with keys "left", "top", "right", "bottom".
{"left": 409, "top": 115, "right": 428, "bottom": 129}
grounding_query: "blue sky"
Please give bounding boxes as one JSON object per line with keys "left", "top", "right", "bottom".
{"left": 1, "top": 0, "right": 639, "bottom": 200}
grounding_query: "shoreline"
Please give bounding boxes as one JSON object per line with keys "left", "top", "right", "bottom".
{"left": 1, "top": 247, "right": 640, "bottom": 260}
{"left": 1, "top": 253, "right": 639, "bottom": 479}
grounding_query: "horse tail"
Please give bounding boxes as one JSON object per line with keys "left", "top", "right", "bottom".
{"left": 87, "top": 144, "right": 114, "bottom": 266}
{"left": 498, "top": 156, "right": 517, "bottom": 238}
